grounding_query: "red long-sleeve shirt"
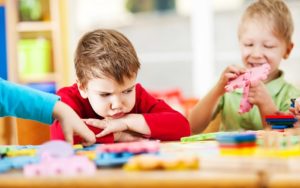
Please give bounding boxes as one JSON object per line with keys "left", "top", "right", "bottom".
{"left": 50, "top": 83, "right": 190, "bottom": 144}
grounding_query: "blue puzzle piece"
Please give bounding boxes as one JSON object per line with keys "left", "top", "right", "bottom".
{"left": 266, "top": 118, "right": 297, "bottom": 123}
{"left": 81, "top": 144, "right": 100, "bottom": 151}
{"left": 95, "top": 152, "right": 134, "bottom": 167}
{"left": 216, "top": 133, "right": 256, "bottom": 143}
{"left": 9, "top": 156, "right": 40, "bottom": 169}
{"left": 0, "top": 158, "right": 12, "bottom": 173}
{"left": 271, "top": 125, "right": 294, "bottom": 129}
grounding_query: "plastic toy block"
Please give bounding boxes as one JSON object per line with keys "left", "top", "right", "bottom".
{"left": 291, "top": 98, "right": 296, "bottom": 108}
{"left": 0, "top": 158, "right": 12, "bottom": 173}
{"left": 216, "top": 133, "right": 256, "bottom": 143}
{"left": 266, "top": 120, "right": 297, "bottom": 125}
{"left": 219, "top": 147, "right": 257, "bottom": 156}
{"left": 271, "top": 125, "right": 292, "bottom": 129}
{"left": 80, "top": 144, "right": 100, "bottom": 151}
{"left": 181, "top": 132, "right": 224, "bottom": 142}
{"left": 0, "top": 147, "right": 9, "bottom": 155}
{"left": 123, "top": 154, "right": 199, "bottom": 171}
{"left": 76, "top": 150, "right": 96, "bottom": 160}
{"left": 73, "top": 144, "right": 83, "bottom": 150}
{"left": 22, "top": 141, "right": 96, "bottom": 176}
{"left": 9, "top": 156, "right": 40, "bottom": 169}
{"left": 6, "top": 149, "right": 36, "bottom": 157}
{"left": 219, "top": 142, "right": 257, "bottom": 148}
{"left": 265, "top": 115, "right": 295, "bottom": 119}
{"left": 96, "top": 141, "right": 160, "bottom": 154}
{"left": 225, "top": 64, "right": 270, "bottom": 113}
{"left": 0, "top": 146, "right": 17, "bottom": 155}
{"left": 24, "top": 155, "right": 96, "bottom": 177}
{"left": 95, "top": 152, "right": 134, "bottom": 167}
{"left": 255, "top": 147, "right": 300, "bottom": 158}
{"left": 37, "top": 140, "right": 74, "bottom": 158}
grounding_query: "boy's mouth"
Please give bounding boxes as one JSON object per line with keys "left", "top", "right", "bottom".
{"left": 248, "top": 62, "right": 267, "bottom": 68}
{"left": 111, "top": 112, "right": 125, "bottom": 119}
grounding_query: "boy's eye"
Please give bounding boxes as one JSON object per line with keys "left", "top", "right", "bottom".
{"left": 244, "top": 43, "right": 253, "bottom": 47}
{"left": 264, "top": 45, "right": 274, "bottom": 49}
{"left": 100, "top": 93, "right": 110, "bottom": 97}
{"left": 123, "top": 89, "right": 133, "bottom": 94}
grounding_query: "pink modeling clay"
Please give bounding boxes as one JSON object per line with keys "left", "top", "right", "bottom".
{"left": 225, "top": 64, "right": 271, "bottom": 113}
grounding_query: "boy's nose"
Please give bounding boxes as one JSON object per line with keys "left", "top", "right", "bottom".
{"left": 111, "top": 96, "right": 123, "bottom": 110}
{"left": 251, "top": 46, "right": 263, "bottom": 57}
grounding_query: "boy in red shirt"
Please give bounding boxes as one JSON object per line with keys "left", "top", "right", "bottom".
{"left": 51, "top": 29, "right": 190, "bottom": 144}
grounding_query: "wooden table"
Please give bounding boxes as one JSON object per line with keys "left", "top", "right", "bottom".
{"left": 0, "top": 141, "right": 262, "bottom": 188}
{"left": 266, "top": 172, "right": 300, "bottom": 188}
{"left": 0, "top": 169, "right": 260, "bottom": 188}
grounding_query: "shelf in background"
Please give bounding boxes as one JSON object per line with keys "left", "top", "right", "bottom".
{"left": 18, "top": 72, "right": 57, "bottom": 83}
{"left": 17, "top": 21, "right": 52, "bottom": 32}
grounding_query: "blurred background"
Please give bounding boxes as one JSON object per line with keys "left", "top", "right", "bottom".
{"left": 0, "top": 0, "right": 300, "bottom": 144}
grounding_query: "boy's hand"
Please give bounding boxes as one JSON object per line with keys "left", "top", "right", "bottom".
{"left": 290, "top": 98, "right": 300, "bottom": 117}
{"left": 84, "top": 118, "right": 129, "bottom": 138}
{"left": 248, "top": 81, "right": 277, "bottom": 113}
{"left": 53, "top": 101, "right": 96, "bottom": 146}
{"left": 218, "top": 65, "right": 246, "bottom": 93}
{"left": 114, "top": 131, "right": 147, "bottom": 142}
{"left": 248, "top": 81, "right": 269, "bottom": 105}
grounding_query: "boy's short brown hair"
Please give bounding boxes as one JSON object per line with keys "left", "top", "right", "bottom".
{"left": 238, "top": 0, "right": 293, "bottom": 45}
{"left": 75, "top": 29, "right": 140, "bottom": 88}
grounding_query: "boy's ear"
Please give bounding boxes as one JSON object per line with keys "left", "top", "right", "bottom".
{"left": 284, "top": 42, "right": 294, "bottom": 59}
{"left": 77, "top": 80, "right": 88, "bottom": 99}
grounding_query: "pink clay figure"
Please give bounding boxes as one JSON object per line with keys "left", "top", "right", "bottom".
{"left": 225, "top": 64, "right": 271, "bottom": 113}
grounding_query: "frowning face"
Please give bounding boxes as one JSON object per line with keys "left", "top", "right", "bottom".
{"left": 78, "top": 76, "right": 136, "bottom": 119}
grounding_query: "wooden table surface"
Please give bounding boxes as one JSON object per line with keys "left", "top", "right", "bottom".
{"left": 0, "top": 141, "right": 265, "bottom": 188}
{"left": 0, "top": 169, "right": 260, "bottom": 188}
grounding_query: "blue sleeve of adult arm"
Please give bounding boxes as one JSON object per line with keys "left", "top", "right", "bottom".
{"left": 0, "top": 79, "right": 59, "bottom": 124}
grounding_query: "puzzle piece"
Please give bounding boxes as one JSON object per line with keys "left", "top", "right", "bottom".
{"left": 0, "top": 158, "right": 12, "bottom": 173}
{"left": 180, "top": 132, "right": 230, "bottom": 142}
{"left": 95, "top": 152, "right": 134, "bottom": 167}
{"left": 95, "top": 141, "right": 160, "bottom": 167}
{"left": 216, "top": 132, "right": 256, "bottom": 143}
{"left": 24, "top": 155, "right": 96, "bottom": 177}
{"left": 225, "top": 64, "right": 271, "bottom": 113}
{"left": 10, "top": 156, "right": 40, "bottom": 169}
{"left": 96, "top": 141, "right": 160, "bottom": 154}
{"left": 123, "top": 154, "right": 199, "bottom": 171}
{"left": 6, "top": 149, "right": 36, "bottom": 157}
{"left": 37, "top": 140, "right": 74, "bottom": 158}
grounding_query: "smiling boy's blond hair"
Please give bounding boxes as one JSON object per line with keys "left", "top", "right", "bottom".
{"left": 75, "top": 29, "right": 140, "bottom": 88}
{"left": 238, "top": 0, "right": 293, "bottom": 45}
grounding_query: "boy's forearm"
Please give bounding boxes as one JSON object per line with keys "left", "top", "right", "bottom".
{"left": 189, "top": 85, "right": 223, "bottom": 134}
{"left": 124, "top": 114, "right": 151, "bottom": 136}
{"left": 52, "top": 101, "right": 73, "bottom": 143}
{"left": 258, "top": 100, "right": 278, "bottom": 128}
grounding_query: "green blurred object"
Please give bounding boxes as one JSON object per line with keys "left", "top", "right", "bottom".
{"left": 19, "top": 0, "right": 42, "bottom": 21}
{"left": 18, "top": 38, "right": 51, "bottom": 77}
